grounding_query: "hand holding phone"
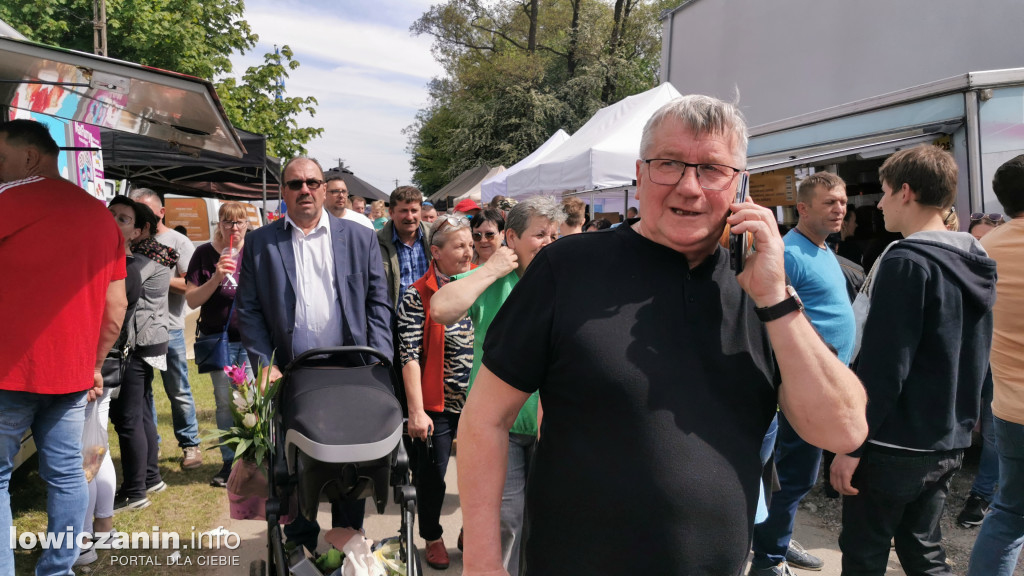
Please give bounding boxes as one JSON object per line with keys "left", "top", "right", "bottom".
{"left": 729, "top": 172, "right": 751, "bottom": 273}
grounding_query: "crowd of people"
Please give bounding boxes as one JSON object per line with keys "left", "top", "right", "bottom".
{"left": 2, "top": 89, "right": 1023, "bottom": 576}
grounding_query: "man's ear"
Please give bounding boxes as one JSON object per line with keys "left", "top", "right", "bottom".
{"left": 899, "top": 183, "right": 916, "bottom": 205}
{"left": 796, "top": 201, "right": 808, "bottom": 219}
{"left": 23, "top": 146, "right": 41, "bottom": 172}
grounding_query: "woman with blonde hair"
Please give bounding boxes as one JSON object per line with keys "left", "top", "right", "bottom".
{"left": 185, "top": 202, "right": 252, "bottom": 487}
{"left": 370, "top": 200, "right": 388, "bottom": 230}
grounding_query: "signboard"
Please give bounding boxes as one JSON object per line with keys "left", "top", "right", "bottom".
{"left": 244, "top": 203, "right": 262, "bottom": 229}
{"left": 70, "top": 121, "right": 104, "bottom": 198}
{"left": 165, "top": 198, "right": 213, "bottom": 243}
{"left": 750, "top": 169, "right": 797, "bottom": 206}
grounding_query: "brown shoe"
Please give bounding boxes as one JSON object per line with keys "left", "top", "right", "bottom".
{"left": 425, "top": 538, "right": 449, "bottom": 570}
{"left": 181, "top": 446, "right": 203, "bottom": 470}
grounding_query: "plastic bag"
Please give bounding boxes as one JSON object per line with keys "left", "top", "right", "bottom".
{"left": 81, "top": 400, "right": 108, "bottom": 483}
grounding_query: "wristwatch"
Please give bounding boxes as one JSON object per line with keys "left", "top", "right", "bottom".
{"left": 755, "top": 285, "right": 804, "bottom": 322}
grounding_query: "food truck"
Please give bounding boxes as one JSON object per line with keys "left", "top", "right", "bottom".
{"left": 660, "top": 0, "right": 1024, "bottom": 221}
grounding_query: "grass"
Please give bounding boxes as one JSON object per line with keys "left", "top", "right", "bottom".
{"left": 11, "top": 360, "right": 235, "bottom": 575}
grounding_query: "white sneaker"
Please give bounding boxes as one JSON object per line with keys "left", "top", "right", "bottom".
{"left": 74, "top": 548, "right": 98, "bottom": 566}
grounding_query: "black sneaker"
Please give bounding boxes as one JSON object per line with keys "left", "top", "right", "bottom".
{"left": 957, "top": 494, "right": 991, "bottom": 527}
{"left": 146, "top": 480, "right": 167, "bottom": 494}
{"left": 113, "top": 494, "right": 151, "bottom": 513}
{"left": 210, "top": 461, "right": 232, "bottom": 488}
{"left": 784, "top": 540, "right": 824, "bottom": 571}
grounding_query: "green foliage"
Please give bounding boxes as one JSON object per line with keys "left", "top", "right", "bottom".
{"left": 406, "top": 0, "right": 672, "bottom": 193}
{"left": 216, "top": 46, "right": 324, "bottom": 160}
{"left": 0, "top": 0, "right": 256, "bottom": 80}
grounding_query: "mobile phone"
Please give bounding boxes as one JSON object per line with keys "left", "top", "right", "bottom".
{"left": 729, "top": 172, "right": 750, "bottom": 273}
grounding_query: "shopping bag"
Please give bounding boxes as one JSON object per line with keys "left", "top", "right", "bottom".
{"left": 81, "top": 401, "right": 109, "bottom": 483}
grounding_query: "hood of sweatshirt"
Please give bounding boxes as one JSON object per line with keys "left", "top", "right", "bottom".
{"left": 895, "top": 230, "right": 997, "bottom": 313}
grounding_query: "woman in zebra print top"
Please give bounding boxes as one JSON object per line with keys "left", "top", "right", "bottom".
{"left": 397, "top": 215, "right": 475, "bottom": 568}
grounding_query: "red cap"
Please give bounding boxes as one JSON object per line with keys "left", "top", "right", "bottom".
{"left": 454, "top": 199, "right": 482, "bottom": 213}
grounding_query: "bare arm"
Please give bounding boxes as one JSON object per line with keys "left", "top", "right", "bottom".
{"left": 185, "top": 252, "right": 234, "bottom": 309}
{"left": 92, "top": 279, "right": 128, "bottom": 399}
{"left": 402, "top": 361, "right": 433, "bottom": 441}
{"left": 728, "top": 200, "right": 867, "bottom": 454}
{"left": 431, "top": 247, "right": 517, "bottom": 325}
{"left": 169, "top": 275, "right": 188, "bottom": 295}
{"left": 458, "top": 365, "right": 530, "bottom": 576}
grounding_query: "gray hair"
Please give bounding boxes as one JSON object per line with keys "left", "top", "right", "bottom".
{"left": 506, "top": 196, "right": 566, "bottom": 237}
{"left": 639, "top": 95, "right": 748, "bottom": 166}
{"left": 128, "top": 187, "right": 161, "bottom": 207}
{"left": 281, "top": 156, "right": 324, "bottom": 180}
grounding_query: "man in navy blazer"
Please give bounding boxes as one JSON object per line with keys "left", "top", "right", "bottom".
{"left": 237, "top": 156, "right": 393, "bottom": 552}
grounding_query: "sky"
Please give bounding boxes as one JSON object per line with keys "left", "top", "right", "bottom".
{"left": 229, "top": 0, "right": 445, "bottom": 193}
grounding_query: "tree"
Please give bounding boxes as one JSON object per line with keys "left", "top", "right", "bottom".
{"left": 216, "top": 46, "right": 324, "bottom": 160}
{"left": 407, "top": 0, "right": 672, "bottom": 192}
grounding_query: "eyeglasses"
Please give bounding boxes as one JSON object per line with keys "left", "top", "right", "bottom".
{"left": 643, "top": 159, "right": 743, "bottom": 190}
{"left": 112, "top": 214, "right": 134, "bottom": 226}
{"left": 472, "top": 231, "right": 497, "bottom": 241}
{"left": 438, "top": 215, "right": 470, "bottom": 229}
{"left": 971, "top": 212, "right": 1003, "bottom": 223}
{"left": 326, "top": 187, "right": 348, "bottom": 196}
{"left": 284, "top": 178, "right": 324, "bottom": 191}
{"left": 220, "top": 220, "right": 246, "bottom": 229}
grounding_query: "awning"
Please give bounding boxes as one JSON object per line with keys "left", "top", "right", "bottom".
{"left": 0, "top": 35, "right": 244, "bottom": 158}
{"left": 747, "top": 123, "right": 962, "bottom": 174}
{"left": 324, "top": 167, "right": 389, "bottom": 202}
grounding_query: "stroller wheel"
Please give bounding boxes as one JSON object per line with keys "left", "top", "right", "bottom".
{"left": 249, "top": 559, "right": 266, "bottom": 576}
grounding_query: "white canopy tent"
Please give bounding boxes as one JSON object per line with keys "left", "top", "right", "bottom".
{"left": 504, "top": 82, "right": 683, "bottom": 198}
{"left": 480, "top": 129, "right": 570, "bottom": 203}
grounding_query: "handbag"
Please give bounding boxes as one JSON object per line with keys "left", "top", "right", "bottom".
{"left": 100, "top": 345, "right": 131, "bottom": 389}
{"left": 194, "top": 299, "right": 236, "bottom": 373}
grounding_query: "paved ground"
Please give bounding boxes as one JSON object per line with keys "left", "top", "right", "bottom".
{"left": 207, "top": 458, "right": 914, "bottom": 576}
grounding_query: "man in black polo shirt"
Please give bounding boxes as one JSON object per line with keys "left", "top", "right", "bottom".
{"left": 456, "top": 94, "right": 869, "bottom": 576}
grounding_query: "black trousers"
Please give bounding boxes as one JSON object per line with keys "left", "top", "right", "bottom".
{"left": 839, "top": 446, "right": 962, "bottom": 576}
{"left": 411, "top": 411, "right": 459, "bottom": 541}
{"left": 109, "top": 356, "right": 161, "bottom": 499}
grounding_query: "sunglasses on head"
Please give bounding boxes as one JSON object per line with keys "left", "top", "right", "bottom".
{"left": 472, "top": 231, "right": 497, "bottom": 241}
{"left": 285, "top": 178, "right": 324, "bottom": 191}
{"left": 971, "top": 212, "right": 1003, "bottom": 222}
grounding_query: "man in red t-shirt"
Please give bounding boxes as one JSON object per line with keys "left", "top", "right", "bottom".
{"left": 0, "top": 119, "right": 127, "bottom": 575}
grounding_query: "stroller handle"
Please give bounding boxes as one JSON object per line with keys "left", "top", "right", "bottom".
{"left": 284, "top": 346, "right": 393, "bottom": 372}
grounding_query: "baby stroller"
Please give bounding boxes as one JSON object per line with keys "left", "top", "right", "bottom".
{"left": 252, "top": 346, "right": 420, "bottom": 576}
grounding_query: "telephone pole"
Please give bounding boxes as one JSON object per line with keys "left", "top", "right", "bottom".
{"left": 93, "top": 0, "right": 107, "bottom": 56}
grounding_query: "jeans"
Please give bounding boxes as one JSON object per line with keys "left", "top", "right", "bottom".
{"left": 412, "top": 412, "right": 458, "bottom": 541}
{"left": 969, "top": 383, "right": 999, "bottom": 501}
{"left": 209, "top": 341, "right": 253, "bottom": 463}
{"left": 756, "top": 414, "right": 780, "bottom": 524}
{"left": 752, "top": 412, "right": 822, "bottom": 567}
{"left": 501, "top": 433, "right": 535, "bottom": 576}
{"left": 967, "top": 416, "right": 1024, "bottom": 576}
{"left": 111, "top": 357, "right": 162, "bottom": 499}
{"left": 839, "top": 446, "right": 962, "bottom": 576}
{"left": 0, "top": 389, "right": 89, "bottom": 576}
{"left": 149, "top": 329, "right": 200, "bottom": 448}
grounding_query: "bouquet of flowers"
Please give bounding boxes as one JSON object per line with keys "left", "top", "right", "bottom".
{"left": 209, "top": 359, "right": 281, "bottom": 467}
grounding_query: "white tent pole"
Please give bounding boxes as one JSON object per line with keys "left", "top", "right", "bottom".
{"left": 624, "top": 190, "right": 628, "bottom": 222}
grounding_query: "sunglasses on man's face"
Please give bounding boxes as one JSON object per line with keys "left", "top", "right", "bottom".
{"left": 472, "top": 231, "right": 497, "bottom": 241}
{"left": 284, "top": 178, "right": 324, "bottom": 191}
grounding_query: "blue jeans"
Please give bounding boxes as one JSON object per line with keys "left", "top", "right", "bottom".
{"left": 970, "top": 381, "right": 999, "bottom": 501}
{"left": 0, "top": 390, "right": 89, "bottom": 576}
{"left": 756, "top": 414, "right": 780, "bottom": 524}
{"left": 209, "top": 342, "right": 253, "bottom": 463}
{"left": 501, "top": 433, "right": 535, "bottom": 576}
{"left": 752, "top": 412, "right": 822, "bottom": 568}
{"left": 967, "top": 416, "right": 1024, "bottom": 576}
{"left": 149, "top": 329, "right": 200, "bottom": 448}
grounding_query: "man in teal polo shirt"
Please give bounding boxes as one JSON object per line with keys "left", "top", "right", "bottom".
{"left": 430, "top": 196, "right": 564, "bottom": 576}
